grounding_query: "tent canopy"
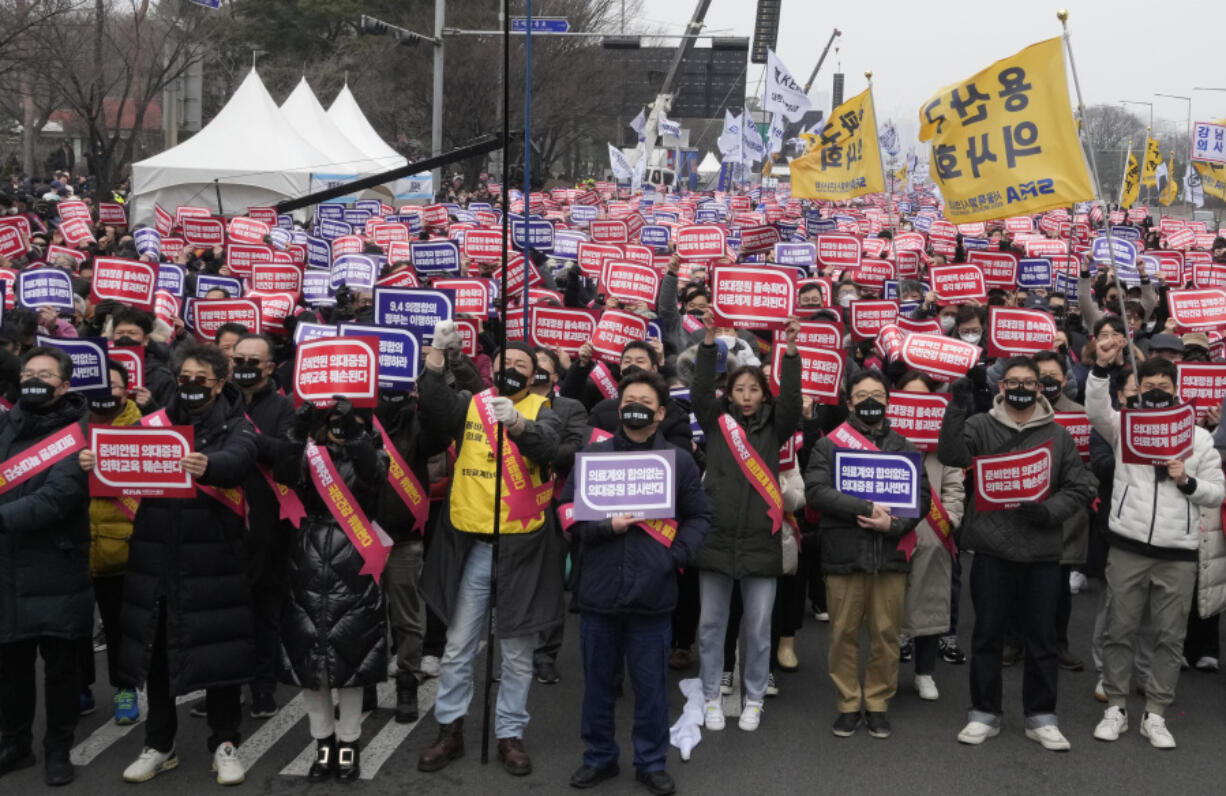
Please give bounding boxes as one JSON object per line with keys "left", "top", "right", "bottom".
{"left": 327, "top": 84, "right": 407, "bottom": 172}
{"left": 281, "top": 78, "right": 385, "bottom": 176}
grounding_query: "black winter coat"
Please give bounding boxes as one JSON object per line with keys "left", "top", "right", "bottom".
{"left": 242, "top": 380, "right": 296, "bottom": 582}
{"left": 118, "top": 386, "right": 258, "bottom": 695}
{"left": 587, "top": 394, "right": 693, "bottom": 454}
{"left": 373, "top": 393, "right": 452, "bottom": 540}
{"left": 274, "top": 434, "right": 388, "bottom": 689}
{"left": 0, "top": 392, "right": 92, "bottom": 642}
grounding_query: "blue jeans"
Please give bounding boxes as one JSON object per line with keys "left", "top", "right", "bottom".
{"left": 432, "top": 541, "right": 536, "bottom": 739}
{"left": 580, "top": 612, "right": 671, "bottom": 773}
{"left": 697, "top": 572, "right": 776, "bottom": 701}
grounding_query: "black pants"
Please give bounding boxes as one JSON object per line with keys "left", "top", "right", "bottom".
{"left": 672, "top": 568, "right": 700, "bottom": 650}
{"left": 969, "top": 554, "right": 1061, "bottom": 719}
{"left": 0, "top": 636, "right": 80, "bottom": 754}
{"left": 1183, "top": 575, "right": 1221, "bottom": 663}
{"left": 947, "top": 552, "right": 963, "bottom": 635}
{"left": 81, "top": 575, "right": 131, "bottom": 690}
{"left": 144, "top": 608, "right": 242, "bottom": 754}
{"left": 247, "top": 520, "right": 291, "bottom": 696}
{"left": 421, "top": 502, "right": 449, "bottom": 659}
{"left": 914, "top": 635, "right": 939, "bottom": 676}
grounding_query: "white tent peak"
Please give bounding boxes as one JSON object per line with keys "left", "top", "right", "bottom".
{"left": 327, "top": 84, "right": 407, "bottom": 171}
{"left": 281, "top": 77, "right": 382, "bottom": 174}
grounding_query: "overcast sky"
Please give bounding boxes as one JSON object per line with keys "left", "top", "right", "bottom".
{"left": 644, "top": 0, "right": 1226, "bottom": 152}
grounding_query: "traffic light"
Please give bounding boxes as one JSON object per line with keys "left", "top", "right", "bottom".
{"left": 393, "top": 29, "right": 426, "bottom": 47}
{"left": 358, "top": 14, "right": 386, "bottom": 35}
{"left": 751, "top": 0, "right": 781, "bottom": 64}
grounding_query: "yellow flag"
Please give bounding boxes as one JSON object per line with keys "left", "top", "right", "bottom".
{"left": 1160, "top": 151, "right": 1178, "bottom": 206}
{"left": 1120, "top": 149, "right": 1140, "bottom": 209}
{"left": 1141, "top": 136, "right": 1162, "bottom": 186}
{"left": 790, "top": 87, "right": 885, "bottom": 200}
{"left": 895, "top": 163, "right": 908, "bottom": 183}
{"left": 916, "top": 37, "right": 1093, "bottom": 223}
{"left": 1195, "top": 161, "right": 1226, "bottom": 202}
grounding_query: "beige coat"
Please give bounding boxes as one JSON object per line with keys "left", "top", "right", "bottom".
{"left": 1198, "top": 504, "right": 1226, "bottom": 619}
{"left": 902, "top": 453, "right": 965, "bottom": 638}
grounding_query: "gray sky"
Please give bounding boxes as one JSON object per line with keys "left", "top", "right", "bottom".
{"left": 644, "top": 0, "right": 1226, "bottom": 154}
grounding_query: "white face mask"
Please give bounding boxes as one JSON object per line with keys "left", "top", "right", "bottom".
{"left": 838, "top": 293, "right": 856, "bottom": 308}
{"left": 939, "top": 315, "right": 956, "bottom": 333}
{"left": 959, "top": 331, "right": 982, "bottom": 345}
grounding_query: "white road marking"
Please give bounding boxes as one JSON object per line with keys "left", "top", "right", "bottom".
{"left": 236, "top": 691, "right": 305, "bottom": 769}
{"left": 359, "top": 677, "right": 440, "bottom": 779}
{"left": 70, "top": 689, "right": 205, "bottom": 766}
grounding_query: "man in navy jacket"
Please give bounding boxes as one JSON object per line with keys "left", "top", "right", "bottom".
{"left": 561, "top": 370, "right": 710, "bottom": 796}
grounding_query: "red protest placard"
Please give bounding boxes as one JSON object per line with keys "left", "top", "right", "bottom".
{"left": 1052, "top": 411, "right": 1091, "bottom": 461}
{"left": 892, "top": 232, "right": 927, "bottom": 253}
{"left": 968, "top": 251, "right": 1019, "bottom": 289}
{"left": 783, "top": 319, "right": 844, "bottom": 350}
{"left": 589, "top": 309, "right": 648, "bottom": 362}
{"left": 874, "top": 324, "right": 905, "bottom": 361}
{"left": 1167, "top": 288, "right": 1226, "bottom": 330}
{"left": 973, "top": 440, "right": 1054, "bottom": 511}
{"left": 710, "top": 265, "right": 795, "bottom": 328}
{"left": 89, "top": 425, "right": 196, "bottom": 498}
{"left": 1025, "top": 239, "right": 1067, "bottom": 258}
{"left": 1119, "top": 405, "right": 1196, "bottom": 464}
{"left": 675, "top": 225, "right": 727, "bottom": 260}
{"left": 91, "top": 258, "right": 156, "bottom": 309}
{"left": 47, "top": 244, "right": 87, "bottom": 267}
{"left": 862, "top": 238, "right": 888, "bottom": 259}
{"left": 853, "top": 259, "right": 895, "bottom": 290}
{"left": 180, "top": 216, "right": 225, "bottom": 247}
{"left": 897, "top": 316, "right": 944, "bottom": 336}
{"left": 431, "top": 278, "right": 490, "bottom": 316}
{"left": 602, "top": 261, "right": 660, "bottom": 307}
{"left": 770, "top": 344, "right": 844, "bottom": 405}
{"left": 492, "top": 254, "right": 539, "bottom": 299}
{"left": 885, "top": 391, "right": 950, "bottom": 452}
{"left": 590, "top": 219, "right": 629, "bottom": 244}
{"left": 1176, "top": 362, "right": 1226, "bottom": 414}
{"left": 192, "top": 298, "right": 261, "bottom": 339}
{"left": 930, "top": 264, "right": 987, "bottom": 304}
{"left": 737, "top": 225, "right": 780, "bottom": 254}
{"left": 899, "top": 333, "right": 981, "bottom": 382}
{"left": 847, "top": 300, "right": 899, "bottom": 341}
{"left": 928, "top": 220, "right": 957, "bottom": 243}
{"left": 154, "top": 290, "right": 180, "bottom": 328}
{"left": 0, "top": 223, "right": 26, "bottom": 259}
{"left": 96, "top": 202, "right": 127, "bottom": 227}
{"left": 1005, "top": 216, "right": 1035, "bottom": 233}
{"left": 294, "top": 336, "right": 379, "bottom": 408}
{"left": 1152, "top": 250, "right": 1185, "bottom": 286}
{"left": 226, "top": 243, "right": 274, "bottom": 277}
{"left": 246, "top": 290, "right": 295, "bottom": 333}
{"left": 986, "top": 307, "right": 1057, "bottom": 357}
{"left": 453, "top": 318, "right": 480, "bottom": 357}
{"left": 895, "top": 249, "right": 921, "bottom": 278}
{"left": 577, "top": 241, "right": 623, "bottom": 279}
{"left": 621, "top": 244, "right": 655, "bottom": 268}
{"left": 815, "top": 233, "right": 862, "bottom": 271}
{"left": 1191, "top": 259, "right": 1226, "bottom": 289}
{"left": 227, "top": 217, "right": 270, "bottom": 245}
{"left": 107, "top": 345, "right": 145, "bottom": 390}
{"left": 58, "top": 217, "right": 95, "bottom": 246}
{"left": 249, "top": 263, "right": 302, "bottom": 294}
{"left": 57, "top": 200, "right": 90, "bottom": 222}
{"left": 462, "top": 229, "right": 504, "bottom": 262}
{"left": 421, "top": 204, "right": 449, "bottom": 229}
{"left": 528, "top": 306, "right": 598, "bottom": 355}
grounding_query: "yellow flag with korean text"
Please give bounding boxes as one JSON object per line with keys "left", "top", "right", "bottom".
{"left": 790, "top": 88, "right": 885, "bottom": 200}
{"left": 916, "top": 37, "right": 1093, "bottom": 223}
{"left": 1194, "top": 161, "right": 1226, "bottom": 202}
{"left": 1141, "top": 136, "right": 1162, "bottom": 186}
{"left": 1160, "top": 151, "right": 1178, "bottom": 206}
{"left": 1120, "top": 149, "right": 1140, "bottom": 209}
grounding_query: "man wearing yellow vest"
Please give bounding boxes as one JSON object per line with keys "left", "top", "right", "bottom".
{"left": 417, "top": 325, "right": 563, "bottom": 778}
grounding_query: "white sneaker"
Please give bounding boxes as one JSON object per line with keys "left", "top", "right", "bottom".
{"left": 814, "top": 610, "right": 830, "bottom": 622}
{"left": 703, "top": 698, "right": 725, "bottom": 731}
{"left": 1093, "top": 706, "right": 1128, "bottom": 741}
{"left": 123, "top": 747, "right": 179, "bottom": 783}
{"left": 212, "top": 741, "right": 245, "bottom": 786}
{"left": 914, "top": 674, "right": 939, "bottom": 701}
{"left": 1069, "top": 571, "right": 1087, "bottom": 594}
{"left": 420, "top": 655, "right": 442, "bottom": 678}
{"left": 1195, "top": 656, "right": 1220, "bottom": 672}
{"left": 1026, "top": 725, "right": 1071, "bottom": 751}
{"left": 738, "top": 699, "right": 764, "bottom": 731}
{"left": 719, "top": 671, "right": 733, "bottom": 695}
{"left": 1140, "top": 712, "right": 1176, "bottom": 749}
{"left": 1094, "top": 678, "right": 1107, "bottom": 703}
{"left": 765, "top": 672, "right": 779, "bottom": 697}
{"left": 957, "top": 720, "right": 999, "bottom": 745}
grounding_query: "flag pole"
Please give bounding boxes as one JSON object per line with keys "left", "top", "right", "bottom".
{"left": 1058, "top": 9, "right": 1139, "bottom": 377}
{"left": 866, "top": 71, "right": 894, "bottom": 235}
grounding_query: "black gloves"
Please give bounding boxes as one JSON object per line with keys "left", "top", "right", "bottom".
{"left": 968, "top": 363, "right": 988, "bottom": 389}
{"left": 292, "top": 402, "right": 316, "bottom": 441}
{"left": 1015, "top": 501, "right": 1054, "bottom": 527}
{"left": 951, "top": 377, "right": 974, "bottom": 406}
{"left": 327, "top": 397, "right": 362, "bottom": 441}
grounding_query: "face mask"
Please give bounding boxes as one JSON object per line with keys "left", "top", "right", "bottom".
{"left": 687, "top": 308, "right": 705, "bottom": 317}
{"left": 1040, "top": 376, "right": 1063, "bottom": 403}
{"left": 838, "top": 293, "right": 855, "bottom": 308}
{"left": 620, "top": 402, "right": 654, "bottom": 430}
{"left": 114, "top": 336, "right": 140, "bottom": 348}
{"left": 496, "top": 368, "right": 527, "bottom": 396}
{"left": 939, "top": 315, "right": 956, "bottom": 333}
{"left": 960, "top": 331, "right": 982, "bottom": 345}
{"left": 178, "top": 385, "right": 210, "bottom": 412}
{"left": 1049, "top": 306, "right": 1066, "bottom": 319}
{"left": 19, "top": 378, "right": 55, "bottom": 407}
{"left": 231, "top": 366, "right": 262, "bottom": 388}
{"left": 854, "top": 397, "right": 886, "bottom": 425}
{"left": 1144, "top": 320, "right": 1157, "bottom": 333}
{"left": 1139, "top": 388, "right": 1174, "bottom": 409}
{"left": 532, "top": 370, "right": 551, "bottom": 386}
{"left": 89, "top": 394, "right": 122, "bottom": 415}
{"left": 1005, "top": 385, "right": 1037, "bottom": 410}
{"left": 1057, "top": 343, "right": 1069, "bottom": 357}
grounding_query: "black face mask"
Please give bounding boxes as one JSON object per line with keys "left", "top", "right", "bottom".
{"left": 620, "top": 402, "right": 654, "bottom": 430}
{"left": 19, "top": 378, "right": 55, "bottom": 407}
{"left": 89, "top": 394, "right": 122, "bottom": 415}
{"left": 1040, "top": 376, "right": 1063, "bottom": 403}
{"left": 854, "top": 397, "right": 886, "bottom": 425}
{"left": 114, "top": 336, "right": 140, "bottom": 348}
{"left": 1005, "top": 386, "right": 1037, "bottom": 410}
{"left": 178, "top": 385, "right": 210, "bottom": 412}
{"left": 496, "top": 368, "right": 527, "bottom": 396}
{"left": 1139, "top": 388, "right": 1174, "bottom": 409}
{"left": 231, "top": 366, "right": 262, "bottom": 388}
{"left": 532, "top": 370, "right": 551, "bottom": 386}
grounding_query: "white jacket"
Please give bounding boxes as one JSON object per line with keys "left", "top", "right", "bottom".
{"left": 1085, "top": 373, "right": 1225, "bottom": 552}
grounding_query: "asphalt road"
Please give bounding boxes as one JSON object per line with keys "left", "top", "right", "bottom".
{"left": 8, "top": 553, "right": 1226, "bottom": 795}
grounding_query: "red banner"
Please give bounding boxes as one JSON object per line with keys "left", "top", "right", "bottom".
{"left": 717, "top": 413, "right": 783, "bottom": 534}
{"left": 602, "top": 261, "right": 660, "bottom": 306}
{"left": 784, "top": 319, "right": 843, "bottom": 350}
{"left": 770, "top": 344, "right": 844, "bottom": 405}
{"left": 1167, "top": 288, "right": 1226, "bottom": 330}
{"left": 293, "top": 336, "right": 379, "bottom": 408}
{"left": 181, "top": 217, "right": 225, "bottom": 247}
{"left": 710, "top": 265, "right": 795, "bottom": 328}
{"left": 305, "top": 439, "right": 391, "bottom": 583}
{"left": 853, "top": 259, "right": 895, "bottom": 291}
{"left": 227, "top": 217, "right": 270, "bottom": 245}
{"left": 249, "top": 263, "right": 302, "bottom": 294}
{"left": 675, "top": 224, "right": 727, "bottom": 260}
{"left": 1119, "top": 404, "right": 1196, "bottom": 464}
{"left": 89, "top": 425, "right": 195, "bottom": 498}
{"left": 462, "top": 229, "right": 504, "bottom": 262}
{"left": 590, "top": 219, "right": 629, "bottom": 244}
{"left": 577, "top": 241, "right": 623, "bottom": 279}
{"left": 973, "top": 440, "right": 1054, "bottom": 511}
{"left": 815, "top": 233, "right": 862, "bottom": 271}
{"left": 108, "top": 345, "right": 145, "bottom": 390}
{"left": 58, "top": 217, "right": 95, "bottom": 246}
{"left": 0, "top": 424, "right": 86, "bottom": 496}
{"left": 885, "top": 391, "right": 950, "bottom": 451}
{"left": 899, "top": 333, "right": 980, "bottom": 382}
{"left": 91, "top": 258, "right": 156, "bottom": 309}
{"left": 590, "top": 309, "right": 648, "bottom": 362}
{"left": 1052, "top": 411, "right": 1091, "bottom": 461}
{"left": 192, "top": 298, "right": 261, "bottom": 339}
{"left": 847, "top": 299, "right": 899, "bottom": 341}
{"left": 528, "top": 306, "right": 598, "bottom": 355}
{"left": 1176, "top": 362, "right": 1226, "bottom": 415}
{"left": 737, "top": 225, "right": 780, "bottom": 254}
{"left": 930, "top": 264, "right": 987, "bottom": 304}
{"left": 371, "top": 416, "right": 429, "bottom": 533}
{"left": 986, "top": 307, "right": 1057, "bottom": 357}
{"left": 968, "top": 251, "right": 1019, "bottom": 289}
{"left": 431, "top": 278, "right": 490, "bottom": 316}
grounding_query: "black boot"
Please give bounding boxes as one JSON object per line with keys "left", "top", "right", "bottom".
{"left": 335, "top": 741, "right": 360, "bottom": 783}
{"left": 396, "top": 672, "right": 419, "bottom": 724}
{"left": 361, "top": 684, "right": 378, "bottom": 713}
{"left": 307, "top": 735, "right": 336, "bottom": 782}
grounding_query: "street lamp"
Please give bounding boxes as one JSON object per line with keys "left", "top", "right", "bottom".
{"left": 1120, "top": 99, "right": 1154, "bottom": 127}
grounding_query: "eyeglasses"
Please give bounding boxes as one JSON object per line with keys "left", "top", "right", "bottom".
{"left": 850, "top": 391, "right": 887, "bottom": 403}
{"left": 20, "top": 369, "right": 60, "bottom": 381}
{"left": 1002, "top": 378, "right": 1038, "bottom": 390}
{"left": 1096, "top": 331, "right": 1125, "bottom": 340}
{"left": 177, "top": 374, "right": 218, "bottom": 386}
{"left": 231, "top": 357, "right": 266, "bottom": 368}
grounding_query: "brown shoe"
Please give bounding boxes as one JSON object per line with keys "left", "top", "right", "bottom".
{"left": 497, "top": 737, "right": 532, "bottom": 776}
{"left": 668, "top": 649, "right": 692, "bottom": 670}
{"left": 417, "top": 719, "right": 464, "bottom": 772}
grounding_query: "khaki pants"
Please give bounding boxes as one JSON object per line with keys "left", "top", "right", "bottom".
{"left": 826, "top": 572, "right": 907, "bottom": 713}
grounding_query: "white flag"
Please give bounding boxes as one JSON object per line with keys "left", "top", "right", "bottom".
{"left": 880, "top": 120, "right": 900, "bottom": 158}
{"left": 659, "top": 112, "right": 681, "bottom": 140}
{"left": 608, "top": 143, "right": 633, "bottom": 181}
{"left": 741, "top": 106, "right": 765, "bottom": 165}
{"left": 1185, "top": 162, "right": 1204, "bottom": 208}
{"left": 764, "top": 49, "right": 812, "bottom": 123}
{"left": 768, "top": 112, "right": 785, "bottom": 154}
{"left": 717, "top": 110, "right": 742, "bottom": 161}
{"left": 629, "top": 108, "right": 646, "bottom": 138}
{"left": 631, "top": 143, "right": 647, "bottom": 193}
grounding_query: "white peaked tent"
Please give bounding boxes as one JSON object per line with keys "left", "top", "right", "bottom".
{"left": 696, "top": 151, "right": 722, "bottom": 175}
{"left": 130, "top": 68, "right": 333, "bottom": 224}
{"left": 280, "top": 78, "right": 383, "bottom": 176}
{"left": 327, "top": 84, "right": 408, "bottom": 172}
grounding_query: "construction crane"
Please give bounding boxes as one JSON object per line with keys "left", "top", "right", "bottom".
{"left": 803, "top": 28, "right": 841, "bottom": 95}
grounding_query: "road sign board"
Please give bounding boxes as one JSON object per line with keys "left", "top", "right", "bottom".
{"left": 510, "top": 16, "right": 570, "bottom": 33}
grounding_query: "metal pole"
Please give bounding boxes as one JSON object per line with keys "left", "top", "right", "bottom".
{"left": 522, "top": 0, "right": 533, "bottom": 319}
{"left": 1060, "top": 10, "right": 1138, "bottom": 377}
{"left": 432, "top": 0, "right": 445, "bottom": 192}
{"left": 481, "top": 0, "right": 511, "bottom": 767}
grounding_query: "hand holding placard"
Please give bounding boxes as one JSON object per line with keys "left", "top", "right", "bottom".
{"left": 610, "top": 514, "right": 636, "bottom": 534}
{"left": 181, "top": 453, "right": 208, "bottom": 477}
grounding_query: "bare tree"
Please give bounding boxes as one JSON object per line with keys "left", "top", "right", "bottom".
{"left": 0, "top": 0, "right": 76, "bottom": 176}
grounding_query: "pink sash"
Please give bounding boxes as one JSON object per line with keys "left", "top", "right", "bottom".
{"left": 557, "top": 502, "right": 679, "bottom": 548}
{"left": 372, "top": 416, "right": 430, "bottom": 532}
{"left": 589, "top": 361, "right": 618, "bottom": 399}
{"left": 717, "top": 414, "right": 783, "bottom": 534}
{"left": 305, "top": 439, "right": 391, "bottom": 582}
{"left": 0, "top": 424, "right": 86, "bottom": 495}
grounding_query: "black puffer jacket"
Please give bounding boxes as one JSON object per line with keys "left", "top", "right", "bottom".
{"left": 118, "top": 385, "right": 258, "bottom": 695}
{"left": 274, "top": 433, "right": 388, "bottom": 689}
{"left": 0, "top": 392, "right": 92, "bottom": 642}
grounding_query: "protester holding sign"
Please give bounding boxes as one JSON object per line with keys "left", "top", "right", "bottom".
{"left": 0, "top": 347, "right": 90, "bottom": 787}
{"left": 111, "top": 307, "right": 175, "bottom": 410}
{"left": 561, "top": 369, "right": 710, "bottom": 795}
{"left": 109, "top": 344, "right": 257, "bottom": 785}
{"left": 1085, "top": 348, "right": 1224, "bottom": 749}
{"left": 417, "top": 331, "right": 562, "bottom": 778}
{"left": 691, "top": 309, "right": 801, "bottom": 734}
{"left": 806, "top": 370, "right": 930, "bottom": 738}
{"left": 938, "top": 355, "right": 1095, "bottom": 751}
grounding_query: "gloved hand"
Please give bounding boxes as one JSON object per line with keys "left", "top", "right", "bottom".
{"left": 488, "top": 395, "right": 520, "bottom": 426}
{"left": 968, "top": 363, "right": 988, "bottom": 389}
{"left": 328, "top": 396, "right": 361, "bottom": 440}
{"left": 950, "top": 377, "right": 974, "bottom": 406}
{"left": 1015, "top": 501, "right": 1053, "bottom": 527}
{"left": 292, "top": 402, "right": 317, "bottom": 440}
{"left": 432, "top": 321, "right": 462, "bottom": 353}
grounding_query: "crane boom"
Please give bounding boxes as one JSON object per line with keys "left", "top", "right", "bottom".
{"left": 637, "top": 0, "right": 712, "bottom": 179}
{"left": 802, "top": 28, "right": 841, "bottom": 95}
